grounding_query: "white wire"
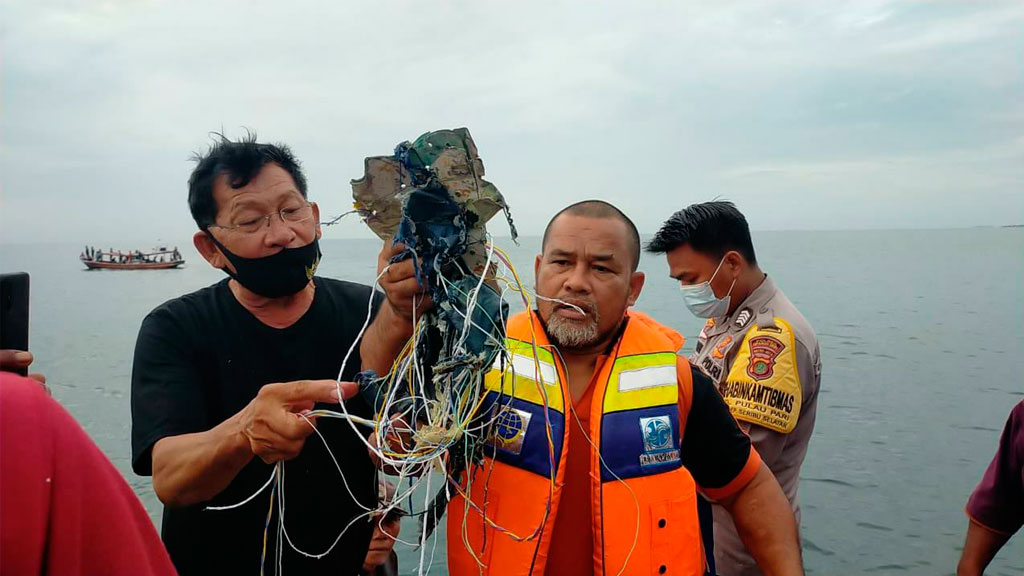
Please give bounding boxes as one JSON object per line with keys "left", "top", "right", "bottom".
{"left": 203, "top": 236, "right": 581, "bottom": 576}
{"left": 204, "top": 468, "right": 277, "bottom": 511}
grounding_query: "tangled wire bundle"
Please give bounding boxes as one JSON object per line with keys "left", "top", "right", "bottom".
{"left": 211, "top": 128, "right": 569, "bottom": 576}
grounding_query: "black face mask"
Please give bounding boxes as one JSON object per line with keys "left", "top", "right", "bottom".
{"left": 206, "top": 233, "right": 321, "bottom": 298}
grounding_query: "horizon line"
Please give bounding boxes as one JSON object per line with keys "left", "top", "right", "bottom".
{"left": 1, "top": 224, "right": 1021, "bottom": 247}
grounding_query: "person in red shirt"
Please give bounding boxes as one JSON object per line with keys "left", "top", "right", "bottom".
{"left": 1, "top": 352, "right": 177, "bottom": 576}
{"left": 957, "top": 399, "right": 1024, "bottom": 576}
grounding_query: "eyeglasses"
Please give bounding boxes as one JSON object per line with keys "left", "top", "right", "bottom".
{"left": 208, "top": 203, "right": 315, "bottom": 235}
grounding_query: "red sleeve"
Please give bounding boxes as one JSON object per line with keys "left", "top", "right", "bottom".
{"left": 965, "top": 400, "right": 1024, "bottom": 535}
{"left": 0, "top": 373, "right": 177, "bottom": 576}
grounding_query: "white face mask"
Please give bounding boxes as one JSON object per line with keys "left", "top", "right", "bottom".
{"left": 679, "top": 256, "right": 736, "bottom": 318}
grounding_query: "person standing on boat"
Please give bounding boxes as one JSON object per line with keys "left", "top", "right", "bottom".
{"left": 446, "top": 200, "right": 804, "bottom": 576}
{"left": 130, "top": 134, "right": 424, "bottom": 576}
{"left": 647, "top": 201, "right": 821, "bottom": 576}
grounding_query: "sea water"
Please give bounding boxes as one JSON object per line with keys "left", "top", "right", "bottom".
{"left": 3, "top": 227, "right": 1022, "bottom": 575}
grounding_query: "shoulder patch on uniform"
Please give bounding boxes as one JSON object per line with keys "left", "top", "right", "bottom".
{"left": 746, "top": 334, "right": 784, "bottom": 380}
{"left": 721, "top": 318, "right": 802, "bottom": 434}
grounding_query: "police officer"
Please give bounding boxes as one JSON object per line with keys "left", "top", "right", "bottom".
{"left": 647, "top": 201, "right": 821, "bottom": 576}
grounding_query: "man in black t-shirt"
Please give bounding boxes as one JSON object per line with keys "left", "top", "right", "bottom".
{"left": 131, "top": 135, "right": 424, "bottom": 575}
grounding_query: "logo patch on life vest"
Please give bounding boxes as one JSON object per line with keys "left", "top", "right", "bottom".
{"left": 638, "top": 416, "right": 680, "bottom": 467}
{"left": 489, "top": 406, "right": 531, "bottom": 455}
{"left": 746, "top": 335, "right": 784, "bottom": 381}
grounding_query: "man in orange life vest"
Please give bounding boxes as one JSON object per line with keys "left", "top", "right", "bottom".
{"left": 446, "top": 200, "right": 803, "bottom": 576}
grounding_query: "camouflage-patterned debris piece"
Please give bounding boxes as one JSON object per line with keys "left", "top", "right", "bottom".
{"left": 350, "top": 127, "right": 516, "bottom": 276}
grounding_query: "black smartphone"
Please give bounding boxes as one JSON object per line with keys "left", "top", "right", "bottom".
{"left": 0, "top": 272, "right": 30, "bottom": 375}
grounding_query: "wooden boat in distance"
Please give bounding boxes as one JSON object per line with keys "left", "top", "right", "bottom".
{"left": 81, "top": 246, "right": 184, "bottom": 270}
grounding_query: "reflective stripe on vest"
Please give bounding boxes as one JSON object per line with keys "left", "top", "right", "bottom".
{"left": 482, "top": 341, "right": 566, "bottom": 479}
{"left": 598, "top": 352, "right": 681, "bottom": 482}
{"left": 448, "top": 310, "right": 704, "bottom": 576}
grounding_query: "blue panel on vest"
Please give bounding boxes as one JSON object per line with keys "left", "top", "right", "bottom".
{"left": 482, "top": 392, "right": 565, "bottom": 479}
{"left": 599, "top": 405, "right": 682, "bottom": 482}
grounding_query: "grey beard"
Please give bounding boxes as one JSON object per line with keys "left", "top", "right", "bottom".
{"left": 546, "top": 312, "right": 601, "bottom": 349}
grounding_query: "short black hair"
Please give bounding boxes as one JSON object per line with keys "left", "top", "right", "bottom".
{"left": 645, "top": 201, "right": 757, "bottom": 264}
{"left": 541, "top": 200, "right": 641, "bottom": 271}
{"left": 187, "top": 132, "right": 307, "bottom": 230}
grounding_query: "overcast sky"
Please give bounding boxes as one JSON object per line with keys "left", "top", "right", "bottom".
{"left": 2, "top": 0, "right": 1022, "bottom": 245}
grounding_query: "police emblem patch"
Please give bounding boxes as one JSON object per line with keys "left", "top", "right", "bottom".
{"left": 723, "top": 319, "right": 802, "bottom": 434}
{"left": 699, "top": 318, "right": 715, "bottom": 339}
{"left": 712, "top": 335, "right": 733, "bottom": 359}
{"left": 638, "top": 416, "right": 680, "bottom": 467}
{"left": 746, "top": 335, "right": 784, "bottom": 381}
{"left": 489, "top": 406, "right": 531, "bottom": 455}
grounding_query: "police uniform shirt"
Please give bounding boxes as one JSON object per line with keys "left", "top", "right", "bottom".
{"left": 690, "top": 275, "right": 821, "bottom": 576}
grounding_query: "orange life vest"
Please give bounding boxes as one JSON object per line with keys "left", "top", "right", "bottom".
{"left": 447, "top": 310, "right": 704, "bottom": 576}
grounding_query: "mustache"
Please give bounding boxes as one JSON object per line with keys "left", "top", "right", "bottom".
{"left": 553, "top": 296, "right": 597, "bottom": 316}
